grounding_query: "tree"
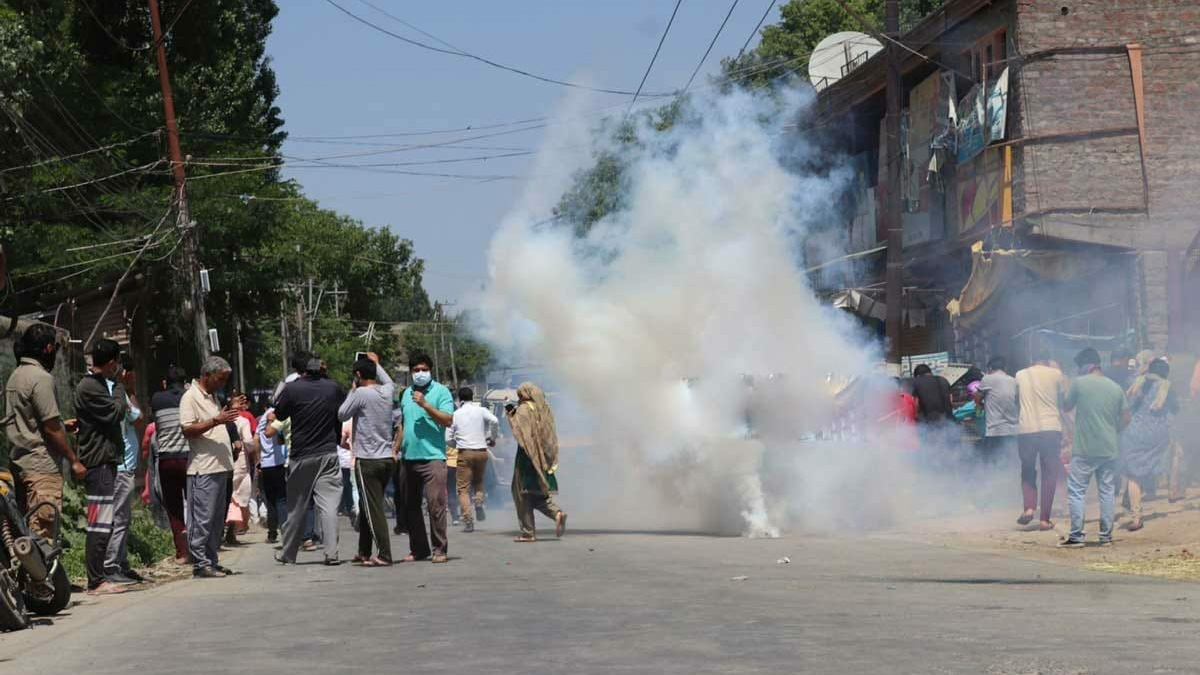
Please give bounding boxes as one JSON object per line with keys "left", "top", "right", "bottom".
{"left": 720, "top": 0, "right": 944, "bottom": 90}
{"left": 400, "top": 312, "right": 492, "bottom": 387}
{"left": 0, "top": 0, "right": 436, "bottom": 391}
{"left": 554, "top": 1, "right": 944, "bottom": 237}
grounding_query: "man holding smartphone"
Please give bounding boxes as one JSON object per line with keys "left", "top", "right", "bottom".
{"left": 179, "top": 356, "right": 239, "bottom": 578}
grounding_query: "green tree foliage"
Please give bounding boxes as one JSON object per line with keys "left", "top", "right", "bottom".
{"left": 0, "top": 1, "right": 434, "bottom": 390}
{"left": 555, "top": 1, "right": 942, "bottom": 237}
{"left": 720, "top": 0, "right": 943, "bottom": 90}
{"left": 401, "top": 312, "right": 492, "bottom": 387}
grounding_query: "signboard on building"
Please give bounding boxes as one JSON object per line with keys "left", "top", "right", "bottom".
{"left": 986, "top": 67, "right": 1010, "bottom": 143}
{"left": 957, "top": 147, "right": 1010, "bottom": 235}
{"left": 901, "top": 351, "right": 950, "bottom": 377}
{"left": 956, "top": 84, "right": 987, "bottom": 164}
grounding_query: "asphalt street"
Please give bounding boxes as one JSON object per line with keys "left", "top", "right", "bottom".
{"left": 4, "top": 515, "right": 1200, "bottom": 674}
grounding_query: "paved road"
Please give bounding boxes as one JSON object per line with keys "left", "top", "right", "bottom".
{"left": 4, "top": 516, "right": 1200, "bottom": 674}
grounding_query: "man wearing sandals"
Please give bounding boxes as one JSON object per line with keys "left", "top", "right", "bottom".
{"left": 396, "top": 354, "right": 454, "bottom": 564}
{"left": 338, "top": 352, "right": 396, "bottom": 566}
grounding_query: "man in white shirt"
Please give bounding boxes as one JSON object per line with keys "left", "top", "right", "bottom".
{"left": 449, "top": 387, "right": 497, "bottom": 533}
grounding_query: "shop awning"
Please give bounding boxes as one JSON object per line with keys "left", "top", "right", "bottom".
{"left": 946, "top": 242, "right": 1111, "bottom": 329}
{"left": 832, "top": 289, "right": 929, "bottom": 327}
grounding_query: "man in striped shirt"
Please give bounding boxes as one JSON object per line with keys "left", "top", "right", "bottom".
{"left": 151, "top": 366, "right": 190, "bottom": 564}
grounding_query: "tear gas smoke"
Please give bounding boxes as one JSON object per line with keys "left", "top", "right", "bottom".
{"left": 480, "top": 88, "right": 1002, "bottom": 536}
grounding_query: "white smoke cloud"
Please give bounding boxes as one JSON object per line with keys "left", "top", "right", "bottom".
{"left": 479, "top": 87, "right": 986, "bottom": 536}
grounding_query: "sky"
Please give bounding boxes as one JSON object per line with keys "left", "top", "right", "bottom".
{"left": 265, "top": 1, "right": 778, "bottom": 305}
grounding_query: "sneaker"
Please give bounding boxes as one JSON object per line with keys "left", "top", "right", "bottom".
{"left": 463, "top": 521, "right": 475, "bottom": 533}
{"left": 107, "top": 572, "right": 140, "bottom": 585}
{"left": 1098, "top": 539, "right": 1114, "bottom": 547}
{"left": 323, "top": 557, "right": 343, "bottom": 566}
{"left": 266, "top": 533, "right": 279, "bottom": 544}
{"left": 215, "top": 565, "right": 239, "bottom": 576}
{"left": 475, "top": 505, "right": 486, "bottom": 522}
{"left": 193, "top": 567, "right": 227, "bottom": 579}
{"left": 452, "top": 518, "right": 461, "bottom": 526}
{"left": 1058, "top": 538, "right": 1085, "bottom": 548}
{"left": 274, "top": 554, "right": 294, "bottom": 565}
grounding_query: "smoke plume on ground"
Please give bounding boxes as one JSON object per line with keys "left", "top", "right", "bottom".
{"left": 480, "top": 89, "right": 1006, "bottom": 536}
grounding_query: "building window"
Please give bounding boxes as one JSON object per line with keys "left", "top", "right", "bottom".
{"left": 964, "top": 29, "right": 1007, "bottom": 83}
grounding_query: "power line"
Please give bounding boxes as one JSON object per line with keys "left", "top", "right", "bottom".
{"left": 628, "top": 0, "right": 685, "bottom": 114}
{"left": 681, "top": 0, "right": 741, "bottom": 93}
{"left": 353, "top": 0, "right": 465, "bottom": 53}
{"left": 322, "top": 0, "right": 673, "bottom": 97}
{"left": 0, "top": 129, "right": 161, "bottom": 176}
{"left": 2, "top": 159, "right": 166, "bottom": 201}
{"left": 738, "top": 0, "right": 777, "bottom": 55}
{"left": 77, "top": 0, "right": 145, "bottom": 52}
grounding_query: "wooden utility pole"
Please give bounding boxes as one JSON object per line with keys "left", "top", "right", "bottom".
{"left": 883, "top": 0, "right": 904, "bottom": 364}
{"left": 148, "top": 0, "right": 209, "bottom": 361}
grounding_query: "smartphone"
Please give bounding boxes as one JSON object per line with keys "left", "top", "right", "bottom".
{"left": 355, "top": 351, "right": 368, "bottom": 362}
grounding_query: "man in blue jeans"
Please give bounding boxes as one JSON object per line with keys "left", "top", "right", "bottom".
{"left": 1060, "top": 347, "right": 1130, "bottom": 547}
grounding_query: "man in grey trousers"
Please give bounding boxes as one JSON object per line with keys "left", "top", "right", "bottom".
{"left": 180, "top": 356, "right": 240, "bottom": 578}
{"left": 275, "top": 357, "right": 347, "bottom": 565}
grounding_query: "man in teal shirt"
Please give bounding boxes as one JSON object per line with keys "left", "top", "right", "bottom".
{"left": 398, "top": 354, "right": 454, "bottom": 563}
{"left": 1061, "top": 347, "right": 1130, "bottom": 547}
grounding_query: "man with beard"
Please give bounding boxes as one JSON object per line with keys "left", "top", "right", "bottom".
{"left": 4, "top": 324, "right": 84, "bottom": 540}
{"left": 74, "top": 339, "right": 130, "bottom": 595}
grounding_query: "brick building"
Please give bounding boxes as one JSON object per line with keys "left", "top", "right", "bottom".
{"left": 810, "top": 0, "right": 1200, "bottom": 368}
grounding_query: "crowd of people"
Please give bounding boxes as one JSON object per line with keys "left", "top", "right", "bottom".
{"left": 3, "top": 323, "right": 568, "bottom": 595}
{"left": 907, "top": 346, "right": 1200, "bottom": 546}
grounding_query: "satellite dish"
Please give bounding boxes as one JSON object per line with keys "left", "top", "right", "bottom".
{"left": 808, "top": 31, "right": 883, "bottom": 91}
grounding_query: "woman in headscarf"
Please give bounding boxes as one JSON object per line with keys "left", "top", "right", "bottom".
{"left": 507, "top": 382, "right": 567, "bottom": 542}
{"left": 1120, "top": 358, "right": 1180, "bottom": 531}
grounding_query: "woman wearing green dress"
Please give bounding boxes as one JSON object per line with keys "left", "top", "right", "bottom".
{"left": 507, "top": 382, "right": 567, "bottom": 542}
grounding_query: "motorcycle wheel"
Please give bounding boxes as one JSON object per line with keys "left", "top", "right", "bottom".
{"left": 25, "top": 562, "right": 71, "bottom": 616}
{"left": 0, "top": 567, "right": 29, "bottom": 631}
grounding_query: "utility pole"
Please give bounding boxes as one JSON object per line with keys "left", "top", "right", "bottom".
{"left": 883, "top": 0, "right": 904, "bottom": 365}
{"left": 280, "top": 314, "right": 289, "bottom": 378}
{"left": 307, "top": 278, "right": 314, "bottom": 351}
{"left": 235, "top": 319, "right": 246, "bottom": 392}
{"left": 148, "top": 0, "right": 209, "bottom": 361}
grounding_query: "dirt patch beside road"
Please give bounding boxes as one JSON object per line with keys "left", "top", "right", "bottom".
{"left": 886, "top": 488, "right": 1200, "bottom": 580}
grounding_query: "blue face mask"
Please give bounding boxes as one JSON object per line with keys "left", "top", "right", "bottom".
{"left": 412, "top": 371, "right": 432, "bottom": 388}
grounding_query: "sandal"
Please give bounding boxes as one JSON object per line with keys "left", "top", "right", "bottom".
{"left": 513, "top": 536, "right": 537, "bottom": 543}
{"left": 555, "top": 511, "right": 568, "bottom": 538}
{"left": 351, "top": 554, "right": 369, "bottom": 565}
{"left": 1037, "top": 520, "right": 1055, "bottom": 531}
{"left": 361, "top": 556, "right": 392, "bottom": 567}
{"left": 400, "top": 554, "right": 429, "bottom": 563}
{"left": 431, "top": 554, "right": 449, "bottom": 564}
{"left": 1128, "top": 518, "right": 1144, "bottom": 532}
{"left": 1017, "top": 512, "right": 1034, "bottom": 526}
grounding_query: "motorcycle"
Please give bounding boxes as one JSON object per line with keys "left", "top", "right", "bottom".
{"left": 0, "top": 468, "right": 72, "bottom": 631}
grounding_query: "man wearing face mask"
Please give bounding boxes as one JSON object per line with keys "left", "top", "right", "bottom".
{"left": 4, "top": 324, "right": 84, "bottom": 542}
{"left": 74, "top": 338, "right": 131, "bottom": 595}
{"left": 397, "top": 354, "right": 454, "bottom": 563}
